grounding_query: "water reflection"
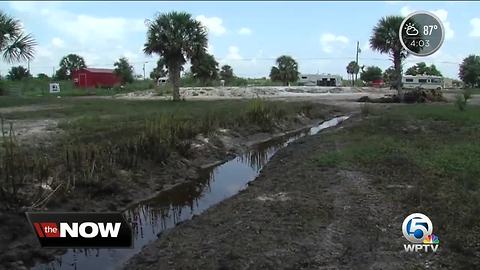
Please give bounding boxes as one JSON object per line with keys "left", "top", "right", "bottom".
{"left": 33, "top": 116, "right": 348, "bottom": 270}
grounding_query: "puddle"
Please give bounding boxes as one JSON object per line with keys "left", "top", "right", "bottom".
{"left": 33, "top": 116, "right": 349, "bottom": 270}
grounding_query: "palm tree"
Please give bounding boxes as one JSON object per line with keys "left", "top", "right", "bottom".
{"left": 269, "top": 55, "right": 299, "bottom": 86}
{"left": 144, "top": 11, "right": 208, "bottom": 101}
{"left": 0, "top": 11, "right": 35, "bottom": 63}
{"left": 346, "top": 61, "right": 359, "bottom": 86}
{"left": 369, "top": 16, "right": 407, "bottom": 90}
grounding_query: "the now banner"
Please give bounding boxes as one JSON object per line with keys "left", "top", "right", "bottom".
{"left": 25, "top": 212, "right": 133, "bottom": 248}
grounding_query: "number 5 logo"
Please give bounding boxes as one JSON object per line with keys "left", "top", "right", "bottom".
{"left": 402, "top": 213, "right": 433, "bottom": 243}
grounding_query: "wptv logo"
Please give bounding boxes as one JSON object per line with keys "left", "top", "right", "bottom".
{"left": 26, "top": 212, "right": 132, "bottom": 248}
{"left": 402, "top": 213, "right": 439, "bottom": 253}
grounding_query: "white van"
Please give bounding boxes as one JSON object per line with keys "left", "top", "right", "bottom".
{"left": 402, "top": 75, "right": 443, "bottom": 90}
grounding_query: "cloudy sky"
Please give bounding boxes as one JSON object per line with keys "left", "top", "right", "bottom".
{"left": 1, "top": 1, "right": 479, "bottom": 79}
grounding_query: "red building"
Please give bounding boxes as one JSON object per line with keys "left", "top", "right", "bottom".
{"left": 72, "top": 68, "right": 122, "bottom": 88}
{"left": 370, "top": 79, "right": 385, "bottom": 88}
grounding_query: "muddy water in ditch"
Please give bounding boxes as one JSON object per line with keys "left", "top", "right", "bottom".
{"left": 33, "top": 116, "right": 349, "bottom": 270}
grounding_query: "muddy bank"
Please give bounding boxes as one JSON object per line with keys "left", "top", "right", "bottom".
{"left": 0, "top": 105, "right": 343, "bottom": 270}
{"left": 123, "top": 116, "right": 436, "bottom": 270}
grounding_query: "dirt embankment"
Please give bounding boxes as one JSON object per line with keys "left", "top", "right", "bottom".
{"left": 123, "top": 117, "right": 439, "bottom": 270}
{"left": 0, "top": 105, "right": 344, "bottom": 270}
{"left": 116, "top": 86, "right": 396, "bottom": 100}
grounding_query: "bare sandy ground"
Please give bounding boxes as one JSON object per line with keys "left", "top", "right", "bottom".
{"left": 115, "top": 86, "right": 397, "bottom": 101}
{"left": 1, "top": 119, "right": 60, "bottom": 146}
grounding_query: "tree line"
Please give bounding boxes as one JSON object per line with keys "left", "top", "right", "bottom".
{"left": 2, "top": 10, "right": 480, "bottom": 100}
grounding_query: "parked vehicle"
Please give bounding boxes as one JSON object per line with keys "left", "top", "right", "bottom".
{"left": 157, "top": 76, "right": 168, "bottom": 86}
{"left": 401, "top": 75, "right": 443, "bottom": 90}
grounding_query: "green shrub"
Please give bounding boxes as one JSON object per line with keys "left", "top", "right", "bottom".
{"left": 245, "top": 98, "right": 286, "bottom": 129}
{"left": 455, "top": 89, "right": 472, "bottom": 111}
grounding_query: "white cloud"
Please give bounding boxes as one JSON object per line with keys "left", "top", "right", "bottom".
{"left": 49, "top": 12, "right": 144, "bottom": 44}
{"left": 9, "top": 1, "right": 38, "bottom": 12}
{"left": 122, "top": 51, "right": 140, "bottom": 62}
{"left": 225, "top": 46, "right": 242, "bottom": 60}
{"left": 400, "top": 6, "right": 414, "bottom": 17}
{"left": 35, "top": 45, "right": 54, "bottom": 59}
{"left": 470, "top": 18, "right": 480, "bottom": 37}
{"left": 362, "top": 42, "right": 370, "bottom": 52}
{"left": 6, "top": 3, "right": 150, "bottom": 75}
{"left": 384, "top": 1, "right": 402, "bottom": 4}
{"left": 195, "top": 15, "right": 226, "bottom": 36}
{"left": 400, "top": 7, "right": 454, "bottom": 40}
{"left": 207, "top": 43, "right": 214, "bottom": 54}
{"left": 238, "top": 27, "right": 252, "bottom": 35}
{"left": 51, "top": 37, "right": 65, "bottom": 48}
{"left": 432, "top": 9, "right": 454, "bottom": 40}
{"left": 11, "top": 4, "right": 146, "bottom": 47}
{"left": 320, "top": 33, "right": 349, "bottom": 53}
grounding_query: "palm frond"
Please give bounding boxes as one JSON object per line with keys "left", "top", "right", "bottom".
{"left": 3, "top": 33, "right": 36, "bottom": 63}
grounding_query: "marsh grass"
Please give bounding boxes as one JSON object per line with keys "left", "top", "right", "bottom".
{"left": 0, "top": 98, "right": 323, "bottom": 207}
{"left": 245, "top": 98, "right": 287, "bottom": 130}
{"left": 0, "top": 117, "right": 51, "bottom": 209}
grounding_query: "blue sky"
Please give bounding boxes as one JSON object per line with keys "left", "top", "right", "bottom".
{"left": 1, "top": 1, "right": 480, "bottom": 79}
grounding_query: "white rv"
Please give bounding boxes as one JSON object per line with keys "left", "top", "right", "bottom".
{"left": 299, "top": 74, "right": 342, "bottom": 87}
{"left": 157, "top": 76, "right": 168, "bottom": 86}
{"left": 402, "top": 75, "right": 443, "bottom": 90}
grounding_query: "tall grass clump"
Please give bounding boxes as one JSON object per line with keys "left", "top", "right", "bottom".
{"left": 455, "top": 89, "right": 472, "bottom": 111}
{"left": 61, "top": 114, "right": 200, "bottom": 187}
{"left": 0, "top": 118, "right": 51, "bottom": 209}
{"left": 245, "top": 98, "right": 286, "bottom": 130}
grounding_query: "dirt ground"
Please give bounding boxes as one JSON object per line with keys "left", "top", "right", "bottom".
{"left": 1, "top": 90, "right": 478, "bottom": 269}
{"left": 123, "top": 116, "right": 442, "bottom": 270}
{"left": 0, "top": 101, "right": 343, "bottom": 270}
{"left": 116, "top": 86, "right": 396, "bottom": 100}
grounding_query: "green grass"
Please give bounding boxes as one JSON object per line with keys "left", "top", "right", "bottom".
{"left": 0, "top": 78, "right": 156, "bottom": 98}
{"left": 466, "top": 88, "right": 480, "bottom": 94}
{"left": 314, "top": 104, "right": 480, "bottom": 180}
{"left": 312, "top": 104, "right": 480, "bottom": 267}
{"left": 0, "top": 98, "right": 327, "bottom": 208}
{"left": 0, "top": 96, "right": 57, "bottom": 108}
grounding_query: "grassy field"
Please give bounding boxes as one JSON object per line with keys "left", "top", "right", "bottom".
{"left": 0, "top": 78, "right": 156, "bottom": 97}
{"left": 0, "top": 98, "right": 325, "bottom": 209}
{"left": 0, "top": 76, "right": 288, "bottom": 98}
{"left": 314, "top": 104, "right": 480, "bottom": 267}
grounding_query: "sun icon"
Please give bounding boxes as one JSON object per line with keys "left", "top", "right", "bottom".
{"left": 405, "top": 23, "right": 413, "bottom": 29}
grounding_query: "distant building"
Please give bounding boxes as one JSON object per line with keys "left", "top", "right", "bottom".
{"left": 72, "top": 68, "right": 122, "bottom": 88}
{"left": 441, "top": 79, "right": 463, "bottom": 89}
{"left": 401, "top": 75, "right": 443, "bottom": 90}
{"left": 370, "top": 79, "right": 385, "bottom": 88}
{"left": 298, "top": 74, "right": 342, "bottom": 86}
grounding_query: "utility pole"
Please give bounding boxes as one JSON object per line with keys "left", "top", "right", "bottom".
{"left": 143, "top": 62, "right": 148, "bottom": 80}
{"left": 27, "top": 60, "right": 30, "bottom": 74}
{"left": 354, "top": 41, "right": 359, "bottom": 86}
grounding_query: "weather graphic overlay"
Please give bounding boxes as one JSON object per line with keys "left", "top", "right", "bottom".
{"left": 399, "top": 11, "right": 445, "bottom": 57}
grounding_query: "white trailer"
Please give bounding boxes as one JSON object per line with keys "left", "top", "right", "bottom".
{"left": 156, "top": 76, "right": 168, "bottom": 86}
{"left": 402, "top": 75, "right": 443, "bottom": 90}
{"left": 298, "top": 74, "right": 342, "bottom": 87}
